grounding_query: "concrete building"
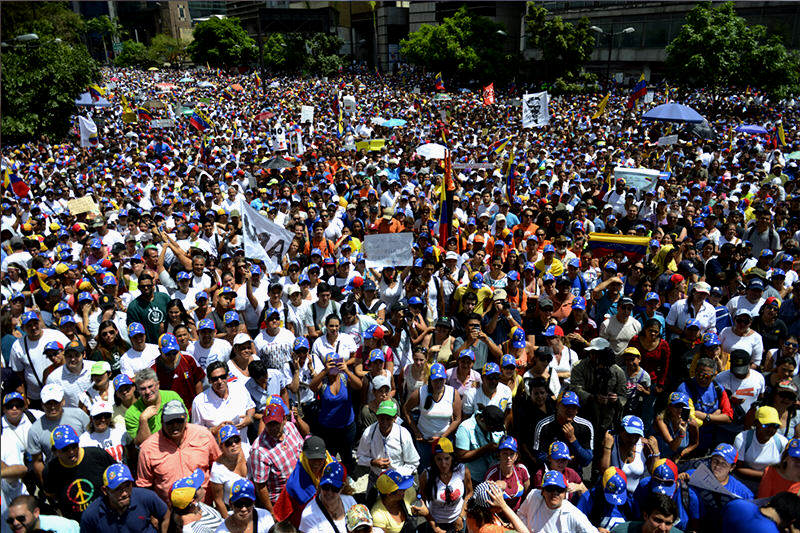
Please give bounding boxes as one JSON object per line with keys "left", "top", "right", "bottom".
{"left": 71, "top": 1, "right": 192, "bottom": 46}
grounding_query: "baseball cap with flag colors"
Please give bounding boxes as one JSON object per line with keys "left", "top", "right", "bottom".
{"left": 103, "top": 464, "right": 134, "bottom": 489}
{"left": 602, "top": 467, "right": 628, "bottom": 505}
{"left": 51, "top": 424, "right": 79, "bottom": 449}
{"left": 651, "top": 459, "right": 678, "bottom": 496}
{"left": 376, "top": 469, "right": 414, "bottom": 494}
{"left": 171, "top": 468, "right": 206, "bottom": 509}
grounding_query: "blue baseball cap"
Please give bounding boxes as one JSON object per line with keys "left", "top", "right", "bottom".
{"left": 711, "top": 443, "right": 738, "bottom": 464}
{"left": 560, "top": 391, "right": 580, "bottom": 407}
{"left": 511, "top": 327, "right": 526, "bottom": 348}
{"left": 645, "top": 292, "right": 660, "bottom": 303}
{"left": 219, "top": 424, "right": 240, "bottom": 444}
{"left": 77, "top": 291, "right": 94, "bottom": 303}
{"left": 220, "top": 286, "right": 235, "bottom": 296}
{"left": 430, "top": 362, "right": 447, "bottom": 380}
{"left": 542, "top": 470, "right": 567, "bottom": 490}
{"left": 51, "top": 424, "right": 80, "bottom": 449}
{"left": 224, "top": 311, "right": 240, "bottom": 324}
{"left": 702, "top": 332, "right": 721, "bottom": 347}
{"left": 319, "top": 461, "right": 346, "bottom": 489}
{"left": 668, "top": 391, "right": 690, "bottom": 407}
{"left": 458, "top": 348, "right": 476, "bottom": 361}
{"left": 376, "top": 469, "right": 414, "bottom": 495}
{"left": 651, "top": 459, "right": 678, "bottom": 496}
{"left": 177, "top": 271, "right": 192, "bottom": 281}
{"left": 102, "top": 274, "right": 117, "bottom": 286}
{"left": 103, "top": 464, "right": 134, "bottom": 489}
{"left": 250, "top": 264, "right": 262, "bottom": 276}
{"left": 501, "top": 354, "right": 517, "bottom": 368}
{"left": 21, "top": 311, "right": 39, "bottom": 325}
{"left": 621, "top": 415, "right": 644, "bottom": 436}
{"left": 786, "top": 438, "right": 800, "bottom": 459}
{"left": 368, "top": 348, "right": 385, "bottom": 363}
{"left": 568, "top": 257, "right": 581, "bottom": 268}
{"left": 483, "top": 362, "right": 501, "bottom": 376}
{"left": 159, "top": 333, "right": 180, "bottom": 354}
{"left": 408, "top": 296, "right": 424, "bottom": 306}
{"left": 229, "top": 479, "right": 257, "bottom": 503}
{"left": 543, "top": 244, "right": 556, "bottom": 253}
{"left": 10, "top": 291, "right": 24, "bottom": 301}
{"left": 602, "top": 467, "right": 628, "bottom": 505}
{"left": 685, "top": 318, "right": 701, "bottom": 329}
{"left": 498, "top": 435, "right": 518, "bottom": 452}
{"left": 198, "top": 318, "right": 215, "bottom": 330}
{"left": 548, "top": 441, "right": 571, "bottom": 460}
{"left": 113, "top": 374, "right": 134, "bottom": 389}
{"left": 293, "top": 337, "right": 310, "bottom": 351}
{"left": 195, "top": 291, "right": 209, "bottom": 301}
{"left": 470, "top": 272, "right": 484, "bottom": 289}
{"left": 604, "top": 260, "right": 618, "bottom": 272}
{"left": 44, "top": 340, "right": 64, "bottom": 352}
{"left": 3, "top": 392, "right": 24, "bottom": 405}
{"left": 128, "top": 322, "right": 145, "bottom": 336}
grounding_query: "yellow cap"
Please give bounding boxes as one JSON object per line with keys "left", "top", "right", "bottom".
{"left": 756, "top": 406, "right": 780, "bottom": 426}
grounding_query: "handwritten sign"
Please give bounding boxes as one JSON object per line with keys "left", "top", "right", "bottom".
{"left": 68, "top": 196, "right": 100, "bottom": 215}
{"left": 300, "top": 105, "right": 314, "bottom": 123}
{"left": 364, "top": 232, "right": 414, "bottom": 269}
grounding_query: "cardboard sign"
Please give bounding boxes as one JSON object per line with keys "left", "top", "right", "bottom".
{"left": 364, "top": 232, "right": 414, "bottom": 268}
{"left": 68, "top": 196, "right": 100, "bottom": 215}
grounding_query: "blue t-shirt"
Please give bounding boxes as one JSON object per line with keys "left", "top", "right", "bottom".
{"left": 455, "top": 415, "right": 497, "bottom": 483}
{"left": 721, "top": 499, "right": 780, "bottom": 533}
{"left": 632, "top": 477, "right": 702, "bottom": 532}
{"left": 80, "top": 487, "right": 167, "bottom": 533}
{"left": 576, "top": 486, "right": 632, "bottom": 530}
{"left": 684, "top": 468, "right": 753, "bottom": 528}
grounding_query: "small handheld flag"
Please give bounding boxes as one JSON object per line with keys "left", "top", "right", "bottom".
{"left": 189, "top": 108, "right": 213, "bottom": 132}
{"left": 2, "top": 163, "right": 30, "bottom": 197}
{"left": 777, "top": 120, "right": 786, "bottom": 147}
{"left": 592, "top": 93, "right": 610, "bottom": 119}
{"left": 136, "top": 106, "right": 153, "bottom": 122}
{"left": 88, "top": 84, "right": 105, "bottom": 102}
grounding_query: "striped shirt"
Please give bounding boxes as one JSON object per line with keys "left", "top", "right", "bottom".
{"left": 182, "top": 502, "right": 224, "bottom": 532}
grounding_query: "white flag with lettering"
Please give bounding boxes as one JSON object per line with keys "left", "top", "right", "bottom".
{"left": 240, "top": 200, "right": 294, "bottom": 273}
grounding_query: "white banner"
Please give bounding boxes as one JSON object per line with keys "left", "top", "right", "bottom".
{"left": 79, "top": 116, "right": 99, "bottom": 148}
{"left": 240, "top": 200, "right": 295, "bottom": 273}
{"left": 149, "top": 119, "right": 175, "bottom": 129}
{"left": 300, "top": 105, "right": 314, "bottom": 123}
{"left": 274, "top": 122, "right": 287, "bottom": 151}
{"left": 522, "top": 92, "right": 549, "bottom": 128}
{"left": 657, "top": 134, "right": 678, "bottom": 146}
{"left": 296, "top": 131, "right": 305, "bottom": 155}
{"left": 364, "top": 232, "right": 414, "bottom": 269}
{"left": 643, "top": 91, "right": 655, "bottom": 104}
{"left": 614, "top": 167, "right": 661, "bottom": 192}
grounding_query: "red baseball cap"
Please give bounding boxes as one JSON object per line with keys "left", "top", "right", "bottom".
{"left": 264, "top": 403, "right": 285, "bottom": 424}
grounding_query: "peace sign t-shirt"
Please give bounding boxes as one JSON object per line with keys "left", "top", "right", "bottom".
{"left": 43, "top": 446, "right": 116, "bottom": 521}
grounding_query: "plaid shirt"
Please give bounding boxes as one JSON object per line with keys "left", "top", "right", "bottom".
{"left": 248, "top": 421, "right": 304, "bottom": 503}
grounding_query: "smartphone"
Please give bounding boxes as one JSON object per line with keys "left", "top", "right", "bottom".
{"left": 681, "top": 407, "right": 690, "bottom": 421}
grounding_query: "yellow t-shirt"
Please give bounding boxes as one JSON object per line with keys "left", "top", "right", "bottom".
{"left": 371, "top": 490, "right": 418, "bottom": 533}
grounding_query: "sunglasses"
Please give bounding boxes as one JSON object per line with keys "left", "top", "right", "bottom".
{"left": 321, "top": 484, "right": 342, "bottom": 493}
{"left": 208, "top": 374, "right": 228, "bottom": 383}
{"left": 5, "top": 516, "right": 26, "bottom": 525}
{"left": 232, "top": 498, "right": 254, "bottom": 508}
{"left": 224, "top": 437, "right": 242, "bottom": 446}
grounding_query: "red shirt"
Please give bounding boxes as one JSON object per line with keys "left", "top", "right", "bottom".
{"left": 152, "top": 353, "right": 205, "bottom": 408}
{"left": 629, "top": 336, "right": 671, "bottom": 387}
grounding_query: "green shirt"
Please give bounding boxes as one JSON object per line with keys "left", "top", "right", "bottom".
{"left": 124, "top": 390, "right": 186, "bottom": 440}
{"left": 126, "top": 291, "right": 171, "bottom": 344}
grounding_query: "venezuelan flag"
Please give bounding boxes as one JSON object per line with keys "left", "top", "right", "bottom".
{"left": 254, "top": 72, "right": 261, "bottom": 91}
{"left": 190, "top": 108, "right": 213, "bottom": 132}
{"left": 486, "top": 136, "right": 511, "bottom": 160}
{"left": 89, "top": 84, "right": 105, "bottom": 101}
{"left": 434, "top": 72, "right": 444, "bottom": 91}
{"left": 27, "top": 268, "right": 51, "bottom": 294}
{"left": 626, "top": 74, "right": 647, "bottom": 109}
{"left": 136, "top": 106, "right": 153, "bottom": 122}
{"left": 2, "top": 164, "right": 30, "bottom": 197}
{"left": 587, "top": 233, "right": 649, "bottom": 260}
{"left": 221, "top": 88, "right": 234, "bottom": 100}
{"left": 439, "top": 148, "right": 454, "bottom": 247}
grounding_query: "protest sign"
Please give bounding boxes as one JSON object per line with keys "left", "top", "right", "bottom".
{"left": 522, "top": 92, "right": 549, "bottom": 128}
{"left": 453, "top": 162, "right": 496, "bottom": 169}
{"left": 644, "top": 91, "right": 655, "bottom": 104}
{"left": 364, "top": 233, "right": 414, "bottom": 269}
{"left": 149, "top": 119, "right": 175, "bottom": 129}
{"left": 688, "top": 464, "right": 739, "bottom": 498}
{"left": 240, "top": 200, "right": 295, "bottom": 273}
{"left": 355, "top": 139, "right": 386, "bottom": 152}
{"left": 657, "top": 134, "right": 678, "bottom": 146}
{"left": 68, "top": 196, "right": 100, "bottom": 215}
{"left": 614, "top": 167, "right": 660, "bottom": 192}
{"left": 300, "top": 105, "right": 314, "bottom": 123}
{"left": 343, "top": 95, "right": 356, "bottom": 115}
{"left": 274, "top": 122, "right": 287, "bottom": 151}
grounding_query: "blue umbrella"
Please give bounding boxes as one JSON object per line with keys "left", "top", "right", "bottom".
{"left": 641, "top": 103, "right": 705, "bottom": 124}
{"left": 735, "top": 124, "right": 768, "bottom": 135}
{"left": 382, "top": 118, "right": 407, "bottom": 128}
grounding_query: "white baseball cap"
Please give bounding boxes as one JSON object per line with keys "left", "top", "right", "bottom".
{"left": 445, "top": 251, "right": 459, "bottom": 261}
{"left": 233, "top": 333, "right": 252, "bottom": 346}
{"left": 90, "top": 401, "right": 113, "bottom": 417}
{"left": 40, "top": 383, "right": 64, "bottom": 404}
{"left": 287, "top": 284, "right": 301, "bottom": 295}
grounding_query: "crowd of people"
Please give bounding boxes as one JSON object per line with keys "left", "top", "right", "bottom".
{"left": 2, "top": 64, "right": 800, "bottom": 533}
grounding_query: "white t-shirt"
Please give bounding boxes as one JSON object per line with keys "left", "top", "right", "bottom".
{"left": 79, "top": 426, "right": 131, "bottom": 462}
{"left": 734, "top": 430, "right": 788, "bottom": 472}
{"left": 311, "top": 333, "right": 358, "bottom": 367}
{"left": 253, "top": 328, "right": 295, "bottom": 370}
{"left": 517, "top": 489, "right": 597, "bottom": 533}
{"left": 719, "top": 328, "right": 765, "bottom": 366}
{"left": 120, "top": 344, "right": 160, "bottom": 376}
{"left": 1, "top": 430, "right": 28, "bottom": 505}
{"left": 462, "top": 383, "right": 513, "bottom": 417}
{"left": 215, "top": 508, "right": 274, "bottom": 532}
{"left": 9, "top": 329, "right": 71, "bottom": 400}
{"left": 714, "top": 370, "right": 766, "bottom": 412}
{"left": 236, "top": 282, "right": 270, "bottom": 331}
{"left": 209, "top": 462, "right": 245, "bottom": 504}
{"left": 45, "top": 361, "right": 93, "bottom": 408}
{"left": 188, "top": 338, "right": 233, "bottom": 369}
{"left": 299, "top": 495, "right": 357, "bottom": 533}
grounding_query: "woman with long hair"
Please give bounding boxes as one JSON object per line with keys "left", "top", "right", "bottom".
{"left": 653, "top": 391, "right": 699, "bottom": 462}
{"left": 165, "top": 298, "right": 197, "bottom": 337}
{"left": 416, "top": 437, "right": 472, "bottom": 533}
{"left": 90, "top": 319, "right": 130, "bottom": 373}
{"left": 424, "top": 317, "right": 458, "bottom": 365}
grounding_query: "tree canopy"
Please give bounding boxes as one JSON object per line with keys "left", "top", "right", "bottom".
{"left": 262, "top": 33, "right": 343, "bottom": 76}
{"left": 187, "top": 17, "right": 256, "bottom": 67}
{"left": 666, "top": 2, "right": 800, "bottom": 99}
{"left": 400, "top": 6, "right": 513, "bottom": 82}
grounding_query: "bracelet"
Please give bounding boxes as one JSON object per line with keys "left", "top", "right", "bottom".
{"left": 604, "top": 446, "right": 613, "bottom": 450}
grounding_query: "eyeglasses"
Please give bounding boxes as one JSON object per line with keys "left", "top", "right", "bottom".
{"left": 208, "top": 374, "right": 228, "bottom": 383}
{"left": 232, "top": 498, "right": 254, "bottom": 509}
{"left": 93, "top": 413, "right": 112, "bottom": 420}
{"left": 697, "top": 372, "right": 716, "bottom": 379}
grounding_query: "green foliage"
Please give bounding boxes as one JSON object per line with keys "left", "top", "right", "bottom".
{"left": 148, "top": 34, "right": 188, "bottom": 65}
{"left": 261, "top": 32, "right": 343, "bottom": 76}
{"left": 114, "top": 39, "right": 150, "bottom": 68}
{"left": 400, "top": 6, "right": 513, "bottom": 82}
{"left": 1, "top": 39, "right": 99, "bottom": 143}
{"left": 525, "top": 4, "right": 596, "bottom": 82}
{"left": 187, "top": 17, "right": 256, "bottom": 67}
{"left": 551, "top": 71, "right": 599, "bottom": 96}
{"left": 666, "top": 2, "right": 800, "bottom": 99}
{"left": 0, "top": 2, "right": 86, "bottom": 44}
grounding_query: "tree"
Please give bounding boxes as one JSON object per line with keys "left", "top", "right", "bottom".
{"left": 114, "top": 39, "right": 150, "bottom": 68}
{"left": 400, "top": 6, "right": 513, "bottom": 82}
{"left": 261, "top": 32, "right": 343, "bottom": 76}
{"left": 187, "top": 17, "right": 256, "bottom": 67}
{"left": 303, "top": 33, "right": 344, "bottom": 76}
{"left": 262, "top": 32, "right": 288, "bottom": 70}
{"left": 2, "top": 38, "right": 99, "bottom": 143}
{"left": 86, "top": 15, "right": 123, "bottom": 63}
{"left": 525, "top": 4, "right": 597, "bottom": 91}
{"left": 1, "top": 2, "right": 86, "bottom": 45}
{"left": 666, "top": 2, "right": 800, "bottom": 99}
{"left": 148, "top": 34, "right": 188, "bottom": 65}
